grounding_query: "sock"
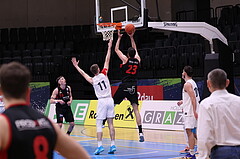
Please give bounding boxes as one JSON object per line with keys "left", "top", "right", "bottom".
{"left": 189, "top": 149, "right": 195, "bottom": 155}
{"left": 67, "top": 124, "right": 74, "bottom": 135}
{"left": 138, "top": 125, "right": 143, "bottom": 134}
{"left": 98, "top": 141, "right": 102, "bottom": 147}
{"left": 111, "top": 140, "right": 115, "bottom": 146}
{"left": 139, "top": 133, "right": 143, "bottom": 136}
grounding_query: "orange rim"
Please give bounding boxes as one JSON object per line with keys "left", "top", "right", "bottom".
{"left": 97, "top": 22, "right": 122, "bottom": 30}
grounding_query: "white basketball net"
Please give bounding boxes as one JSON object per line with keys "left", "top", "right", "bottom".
{"left": 101, "top": 30, "right": 114, "bottom": 41}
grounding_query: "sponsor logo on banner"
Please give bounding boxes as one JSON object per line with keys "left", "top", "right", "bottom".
{"left": 143, "top": 111, "right": 183, "bottom": 125}
{"left": 141, "top": 101, "right": 184, "bottom": 130}
{"left": 88, "top": 105, "right": 134, "bottom": 121}
{"left": 72, "top": 100, "right": 89, "bottom": 124}
{"left": 111, "top": 85, "right": 163, "bottom": 100}
{"left": 85, "top": 100, "right": 141, "bottom": 128}
{"left": 45, "top": 100, "right": 90, "bottom": 124}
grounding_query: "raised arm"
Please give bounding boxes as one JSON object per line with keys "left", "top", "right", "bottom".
{"left": 115, "top": 30, "right": 128, "bottom": 64}
{"left": 71, "top": 57, "right": 93, "bottom": 84}
{"left": 128, "top": 31, "right": 141, "bottom": 62}
{"left": 103, "top": 40, "right": 113, "bottom": 73}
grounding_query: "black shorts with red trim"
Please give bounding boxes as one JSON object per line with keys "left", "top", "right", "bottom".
{"left": 55, "top": 105, "right": 74, "bottom": 123}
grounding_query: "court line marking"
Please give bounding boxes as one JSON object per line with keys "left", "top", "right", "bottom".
{"left": 89, "top": 151, "right": 159, "bottom": 157}
{"left": 71, "top": 134, "right": 96, "bottom": 138}
{"left": 75, "top": 139, "right": 183, "bottom": 158}
{"left": 73, "top": 134, "right": 186, "bottom": 147}
{"left": 78, "top": 126, "right": 187, "bottom": 145}
{"left": 77, "top": 140, "right": 180, "bottom": 153}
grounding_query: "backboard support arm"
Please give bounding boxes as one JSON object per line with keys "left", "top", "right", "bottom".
{"left": 148, "top": 22, "right": 228, "bottom": 54}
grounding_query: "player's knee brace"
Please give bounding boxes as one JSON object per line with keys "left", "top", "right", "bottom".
{"left": 96, "top": 119, "right": 103, "bottom": 132}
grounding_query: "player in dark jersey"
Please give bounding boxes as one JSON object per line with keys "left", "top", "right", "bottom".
{"left": 0, "top": 62, "right": 90, "bottom": 159}
{"left": 50, "top": 76, "right": 75, "bottom": 135}
{"left": 113, "top": 29, "right": 144, "bottom": 142}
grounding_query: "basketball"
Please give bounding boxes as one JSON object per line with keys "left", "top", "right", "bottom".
{"left": 125, "top": 24, "right": 135, "bottom": 34}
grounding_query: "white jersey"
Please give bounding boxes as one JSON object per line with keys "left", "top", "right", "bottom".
{"left": 182, "top": 79, "right": 200, "bottom": 116}
{"left": 92, "top": 72, "right": 112, "bottom": 99}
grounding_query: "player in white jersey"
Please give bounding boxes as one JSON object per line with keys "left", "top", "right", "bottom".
{"left": 71, "top": 40, "right": 116, "bottom": 155}
{"left": 177, "top": 66, "right": 199, "bottom": 159}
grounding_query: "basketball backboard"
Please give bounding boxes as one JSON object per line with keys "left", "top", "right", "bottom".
{"left": 95, "top": 0, "right": 146, "bottom": 32}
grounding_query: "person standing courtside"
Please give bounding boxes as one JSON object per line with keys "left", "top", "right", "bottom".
{"left": 114, "top": 29, "right": 144, "bottom": 142}
{"left": 0, "top": 62, "right": 90, "bottom": 159}
{"left": 197, "top": 68, "right": 240, "bottom": 159}
{"left": 177, "top": 66, "right": 199, "bottom": 159}
{"left": 50, "top": 76, "right": 75, "bottom": 135}
{"left": 72, "top": 40, "right": 116, "bottom": 155}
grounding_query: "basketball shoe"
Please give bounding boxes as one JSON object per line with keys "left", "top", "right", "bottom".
{"left": 180, "top": 146, "right": 189, "bottom": 154}
{"left": 139, "top": 134, "right": 145, "bottom": 142}
{"left": 94, "top": 145, "right": 104, "bottom": 155}
{"left": 182, "top": 153, "right": 196, "bottom": 159}
{"left": 108, "top": 145, "right": 116, "bottom": 154}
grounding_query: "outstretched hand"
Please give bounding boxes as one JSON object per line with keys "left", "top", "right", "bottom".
{"left": 118, "top": 30, "right": 123, "bottom": 38}
{"left": 71, "top": 57, "right": 79, "bottom": 67}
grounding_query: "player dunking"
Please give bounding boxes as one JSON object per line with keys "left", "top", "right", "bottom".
{"left": 50, "top": 76, "right": 75, "bottom": 135}
{"left": 71, "top": 40, "right": 116, "bottom": 155}
{"left": 114, "top": 29, "right": 144, "bottom": 142}
{"left": 0, "top": 62, "right": 90, "bottom": 159}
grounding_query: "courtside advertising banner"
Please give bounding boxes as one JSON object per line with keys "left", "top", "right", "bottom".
{"left": 113, "top": 100, "right": 142, "bottom": 128}
{"left": 45, "top": 100, "right": 184, "bottom": 131}
{"left": 141, "top": 100, "right": 184, "bottom": 130}
{"left": 84, "top": 100, "right": 141, "bottom": 128}
{"left": 45, "top": 100, "right": 90, "bottom": 124}
{"left": 83, "top": 100, "right": 98, "bottom": 126}
{"left": 44, "top": 101, "right": 58, "bottom": 122}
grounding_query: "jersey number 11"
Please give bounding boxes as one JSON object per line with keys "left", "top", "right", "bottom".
{"left": 97, "top": 81, "right": 107, "bottom": 90}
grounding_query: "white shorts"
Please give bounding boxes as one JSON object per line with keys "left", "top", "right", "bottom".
{"left": 96, "top": 97, "right": 115, "bottom": 120}
{"left": 183, "top": 115, "right": 197, "bottom": 129}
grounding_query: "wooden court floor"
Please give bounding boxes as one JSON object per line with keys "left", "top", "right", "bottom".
{"left": 53, "top": 124, "right": 195, "bottom": 159}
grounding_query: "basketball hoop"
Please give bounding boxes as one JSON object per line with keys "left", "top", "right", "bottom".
{"left": 97, "top": 22, "right": 122, "bottom": 41}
